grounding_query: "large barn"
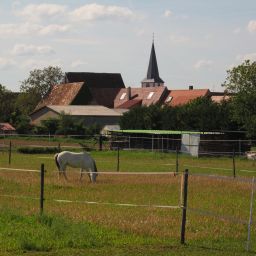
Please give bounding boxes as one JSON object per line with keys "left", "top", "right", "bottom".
{"left": 30, "top": 105, "right": 123, "bottom": 127}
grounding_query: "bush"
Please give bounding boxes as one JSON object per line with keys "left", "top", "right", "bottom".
{"left": 17, "top": 146, "right": 59, "bottom": 154}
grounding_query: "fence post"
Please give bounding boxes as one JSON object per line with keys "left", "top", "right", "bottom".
{"left": 58, "top": 142, "right": 61, "bottom": 153}
{"left": 232, "top": 148, "right": 236, "bottom": 178}
{"left": 181, "top": 169, "right": 189, "bottom": 244}
{"left": 99, "top": 134, "right": 103, "bottom": 151}
{"left": 40, "top": 163, "right": 45, "bottom": 215}
{"left": 8, "top": 141, "right": 12, "bottom": 165}
{"left": 176, "top": 146, "right": 179, "bottom": 174}
{"left": 246, "top": 176, "right": 255, "bottom": 251}
{"left": 117, "top": 145, "right": 120, "bottom": 172}
{"left": 151, "top": 135, "right": 154, "bottom": 152}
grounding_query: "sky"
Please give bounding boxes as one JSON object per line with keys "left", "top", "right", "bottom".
{"left": 0, "top": 0, "right": 256, "bottom": 92}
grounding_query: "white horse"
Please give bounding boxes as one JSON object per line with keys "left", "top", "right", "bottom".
{"left": 54, "top": 151, "right": 98, "bottom": 182}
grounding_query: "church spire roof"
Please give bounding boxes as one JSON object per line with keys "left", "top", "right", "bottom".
{"left": 142, "top": 39, "right": 164, "bottom": 87}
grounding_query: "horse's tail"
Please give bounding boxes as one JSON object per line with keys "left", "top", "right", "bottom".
{"left": 54, "top": 153, "right": 60, "bottom": 171}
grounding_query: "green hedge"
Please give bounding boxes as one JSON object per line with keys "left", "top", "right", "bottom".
{"left": 17, "top": 147, "right": 59, "bottom": 154}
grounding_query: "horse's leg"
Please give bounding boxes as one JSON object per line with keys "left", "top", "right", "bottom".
{"left": 62, "top": 164, "right": 68, "bottom": 181}
{"left": 80, "top": 169, "right": 84, "bottom": 181}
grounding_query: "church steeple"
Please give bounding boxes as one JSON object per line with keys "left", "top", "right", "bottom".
{"left": 141, "top": 37, "right": 164, "bottom": 88}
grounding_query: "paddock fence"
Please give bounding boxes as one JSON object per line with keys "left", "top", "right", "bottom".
{"left": 1, "top": 135, "right": 256, "bottom": 178}
{"left": 0, "top": 165, "right": 255, "bottom": 252}
{"left": 0, "top": 133, "right": 254, "bottom": 157}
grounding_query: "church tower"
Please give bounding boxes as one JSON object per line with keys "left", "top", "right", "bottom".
{"left": 141, "top": 38, "right": 164, "bottom": 88}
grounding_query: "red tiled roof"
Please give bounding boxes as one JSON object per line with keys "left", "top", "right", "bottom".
{"left": 35, "top": 82, "right": 84, "bottom": 111}
{"left": 165, "top": 89, "right": 210, "bottom": 106}
{"left": 0, "top": 123, "right": 16, "bottom": 131}
{"left": 114, "top": 86, "right": 167, "bottom": 109}
{"left": 116, "top": 99, "right": 142, "bottom": 109}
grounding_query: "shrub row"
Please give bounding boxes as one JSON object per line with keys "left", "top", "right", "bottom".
{"left": 17, "top": 147, "right": 59, "bottom": 154}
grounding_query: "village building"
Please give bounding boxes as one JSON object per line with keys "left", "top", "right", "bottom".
{"left": 30, "top": 40, "right": 229, "bottom": 126}
{"left": 0, "top": 123, "right": 16, "bottom": 135}
{"left": 30, "top": 105, "right": 122, "bottom": 127}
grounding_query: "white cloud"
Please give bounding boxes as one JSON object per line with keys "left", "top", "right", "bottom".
{"left": 12, "top": 44, "right": 55, "bottom": 56}
{"left": 0, "top": 57, "right": 16, "bottom": 70}
{"left": 0, "top": 23, "right": 70, "bottom": 37}
{"left": 169, "top": 34, "right": 190, "bottom": 44}
{"left": 17, "top": 4, "right": 67, "bottom": 22}
{"left": 53, "top": 37, "right": 100, "bottom": 45}
{"left": 38, "top": 24, "right": 71, "bottom": 36}
{"left": 0, "top": 23, "right": 40, "bottom": 37}
{"left": 164, "top": 10, "right": 172, "bottom": 18}
{"left": 21, "top": 58, "right": 63, "bottom": 70}
{"left": 70, "top": 3, "right": 135, "bottom": 22}
{"left": 247, "top": 20, "right": 256, "bottom": 33}
{"left": 236, "top": 53, "right": 256, "bottom": 62}
{"left": 71, "top": 60, "right": 87, "bottom": 68}
{"left": 194, "top": 59, "right": 213, "bottom": 70}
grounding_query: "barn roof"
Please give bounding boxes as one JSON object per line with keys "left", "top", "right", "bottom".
{"left": 64, "top": 72, "right": 125, "bottom": 89}
{"left": 35, "top": 82, "right": 84, "bottom": 111}
{"left": 164, "top": 89, "right": 210, "bottom": 106}
{"left": 89, "top": 87, "right": 123, "bottom": 108}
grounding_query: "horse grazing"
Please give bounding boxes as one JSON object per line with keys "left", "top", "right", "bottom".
{"left": 54, "top": 151, "right": 98, "bottom": 182}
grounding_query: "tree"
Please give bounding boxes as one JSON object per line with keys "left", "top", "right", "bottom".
{"left": 222, "top": 60, "right": 256, "bottom": 137}
{"left": 10, "top": 109, "right": 34, "bottom": 134}
{"left": 0, "top": 84, "right": 18, "bottom": 122}
{"left": 20, "top": 66, "right": 64, "bottom": 99}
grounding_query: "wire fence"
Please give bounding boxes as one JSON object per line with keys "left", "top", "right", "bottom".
{"left": 0, "top": 165, "right": 255, "bottom": 251}
{"left": 0, "top": 133, "right": 255, "bottom": 157}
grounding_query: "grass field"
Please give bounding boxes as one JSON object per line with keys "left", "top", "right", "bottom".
{"left": 0, "top": 145, "right": 256, "bottom": 255}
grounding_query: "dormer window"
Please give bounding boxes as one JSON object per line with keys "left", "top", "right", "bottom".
{"left": 166, "top": 96, "right": 173, "bottom": 103}
{"left": 120, "top": 93, "right": 126, "bottom": 100}
{"left": 147, "top": 92, "right": 154, "bottom": 99}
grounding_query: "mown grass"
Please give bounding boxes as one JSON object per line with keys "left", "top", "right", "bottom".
{"left": 0, "top": 148, "right": 256, "bottom": 255}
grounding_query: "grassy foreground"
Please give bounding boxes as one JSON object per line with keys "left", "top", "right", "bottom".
{"left": 0, "top": 209, "right": 253, "bottom": 256}
{"left": 0, "top": 149, "right": 256, "bottom": 255}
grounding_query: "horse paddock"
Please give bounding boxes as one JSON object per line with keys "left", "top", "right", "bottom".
{"left": 0, "top": 150, "right": 255, "bottom": 254}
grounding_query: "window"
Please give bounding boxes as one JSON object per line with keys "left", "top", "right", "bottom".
{"left": 120, "top": 93, "right": 126, "bottom": 100}
{"left": 166, "top": 96, "right": 173, "bottom": 103}
{"left": 147, "top": 92, "right": 154, "bottom": 99}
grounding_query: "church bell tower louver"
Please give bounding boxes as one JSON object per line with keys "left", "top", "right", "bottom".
{"left": 141, "top": 36, "right": 164, "bottom": 88}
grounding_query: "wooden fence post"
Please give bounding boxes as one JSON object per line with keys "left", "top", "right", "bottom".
{"left": 246, "top": 176, "right": 255, "bottom": 251}
{"left": 233, "top": 148, "right": 236, "bottom": 178}
{"left": 8, "top": 141, "right": 12, "bottom": 165}
{"left": 99, "top": 135, "right": 103, "bottom": 151}
{"left": 181, "top": 169, "right": 189, "bottom": 244}
{"left": 176, "top": 146, "right": 179, "bottom": 174}
{"left": 58, "top": 143, "right": 61, "bottom": 153}
{"left": 117, "top": 145, "right": 120, "bottom": 172}
{"left": 40, "top": 164, "right": 45, "bottom": 215}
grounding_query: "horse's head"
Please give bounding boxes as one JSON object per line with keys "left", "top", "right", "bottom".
{"left": 89, "top": 170, "right": 97, "bottom": 183}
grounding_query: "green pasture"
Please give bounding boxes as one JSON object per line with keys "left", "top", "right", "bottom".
{"left": 0, "top": 149, "right": 256, "bottom": 255}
